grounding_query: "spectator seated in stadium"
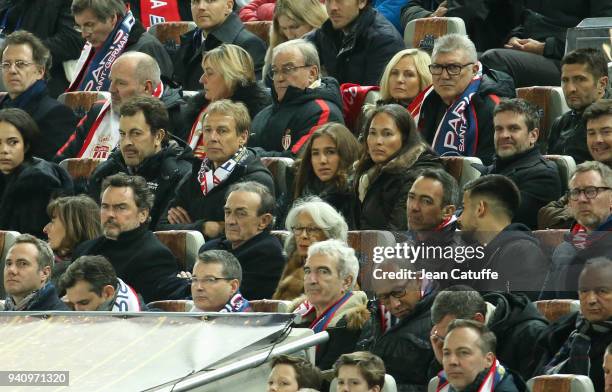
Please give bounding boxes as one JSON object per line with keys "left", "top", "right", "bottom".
{"left": 355, "top": 103, "right": 443, "bottom": 230}
{"left": 187, "top": 249, "right": 251, "bottom": 312}
{"left": 377, "top": 48, "right": 432, "bottom": 108}
{"left": 307, "top": 0, "right": 404, "bottom": 86}
{"left": 480, "top": 0, "right": 612, "bottom": 88}
{"left": 475, "top": 98, "right": 562, "bottom": 229}
{"left": 429, "top": 286, "right": 548, "bottom": 380}
{"left": 548, "top": 49, "right": 609, "bottom": 165}
{"left": 88, "top": 96, "right": 192, "bottom": 230}
{"left": 535, "top": 258, "right": 612, "bottom": 392}
{"left": 0, "top": 31, "right": 77, "bottom": 160}
{"left": 0, "top": 0, "right": 84, "bottom": 96}
{"left": 181, "top": 44, "right": 271, "bottom": 159}
{"left": 272, "top": 196, "right": 348, "bottom": 301}
{"left": 288, "top": 239, "right": 369, "bottom": 370}
{"left": 262, "top": 0, "right": 328, "bottom": 86}
{"left": 0, "top": 109, "right": 73, "bottom": 238}
{"left": 69, "top": 0, "right": 172, "bottom": 91}
{"left": 267, "top": 355, "right": 323, "bottom": 392}
{"left": 44, "top": 195, "right": 102, "bottom": 269}
{"left": 248, "top": 39, "right": 344, "bottom": 158}
{"left": 3, "top": 234, "right": 68, "bottom": 311}
{"left": 540, "top": 100, "right": 612, "bottom": 229}
{"left": 158, "top": 100, "right": 274, "bottom": 239}
{"left": 437, "top": 319, "right": 526, "bottom": 392}
{"left": 356, "top": 261, "right": 436, "bottom": 390}
{"left": 457, "top": 175, "right": 549, "bottom": 299}
{"left": 409, "top": 34, "right": 515, "bottom": 165}
{"left": 199, "top": 181, "right": 285, "bottom": 300}
{"left": 56, "top": 52, "right": 184, "bottom": 161}
{"left": 290, "top": 123, "right": 360, "bottom": 229}
{"left": 544, "top": 161, "right": 612, "bottom": 299}
{"left": 605, "top": 343, "right": 612, "bottom": 392}
{"left": 73, "top": 173, "right": 188, "bottom": 303}
{"left": 175, "top": 0, "right": 266, "bottom": 90}
{"left": 60, "top": 255, "right": 144, "bottom": 311}
{"left": 333, "top": 351, "right": 386, "bottom": 392}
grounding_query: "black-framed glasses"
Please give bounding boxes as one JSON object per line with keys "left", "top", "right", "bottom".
{"left": 428, "top": 63, "right": 474, "bottom": 76}
{"left": 190, "top": 276, "right": 236, "bottom": 286}
{"left": 376, "top": 288, "right": 406, "bottom": 302}
{"left": 291, "top": 226, "right": 325, "bottom": 237}
{"left": 270, "top": 64, "right": 311, "bottom": 78}
{"left": 0, "top": 60, "right": 35, "bottom": 71}
{"left": 567, "top": 186, "right": 611, "bottom": 201}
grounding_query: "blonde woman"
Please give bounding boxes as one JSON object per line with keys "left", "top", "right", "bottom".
{"left": 183, "top": 44, "right": 271, "bottom": 159}
{"left": 378, "top": 48, "right": 432, "bottom": 107}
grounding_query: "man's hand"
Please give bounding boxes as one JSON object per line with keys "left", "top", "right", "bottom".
{"left": 203, "top": 221, "right": 224, "bottom": 238}
{"left": 167, "top": 207, "right": 193, "bottom": 225}
{"left": 430, "top": 324, "right": 445, "bottom": 364}
{"left": 430, "top": 1, "right": 448, "bottom": 17}
{"left": 505, "top": 37, "right": 545, "bottom": 55}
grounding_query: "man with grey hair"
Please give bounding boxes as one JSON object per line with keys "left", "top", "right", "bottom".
{"left": 56, "top": 51, "right": 185, "bottom": 161}
{"left": 545, "top": 161, "right": 612, "bottom": 298}
{"left": 289, "top": 239, "right": 368, "bottom": 370}
{"left": 188, "top": 250, "right": 252, "bottom": 312}
{"left": 410, "top": 33, "right": 515, "bottom": 165}
{"left": 3, "top": 234, "right": 69, "bottom": 311}
{"left": 69, "top": 0, "right": 172, "bottom": 92}
{"left": 249, "top": 39, "right": 344, "bottom": 157}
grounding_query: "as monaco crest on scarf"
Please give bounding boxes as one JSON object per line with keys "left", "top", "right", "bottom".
{"left": 282, "top": 129, "right": 292, "bottom": 151}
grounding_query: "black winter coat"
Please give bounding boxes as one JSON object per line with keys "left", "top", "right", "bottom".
{"left": 157, "top": 149, "right": 275, "bottom": 237}
{"left": 88, "top": 143, "right": 192, "bottom": 230}
{"left": 249, "top": 77, "right": 344, "bottom": 157}
{"left": 0, "top": 81, "right": 77, "bottom": 160}
{"left": 0, "top": 158, "right": 73, "bottom": 238}
{"left": 174, "top": 12, "right": 267, "bottom": 90}
{"left": 356, "top": 144, "right": 444, "bottom": 230}
{"left": 3, "top": 283, "right": 69, "bottom": 311}
{"left": 73, "top": 225, "right": 188, "bottom": 303}
{"left": 308, "top": 7, "right": 405, "bottom": 86}
{"left": 357, "top": 293, "right": 436, "bottom": 392}
{"left": 201, "top": 230, "right": 286, "bottom": 300}
{"left": 547, "top": 110, "right": 591, "bottom": 164}
{"left": 0, "top": 0, "right": 84, "bottom": 96}
{"left": 416, "top": 67, "right": 515, "bottom": 166}
{"left": 478, "top": 147, "right": 562, "bottom": 229}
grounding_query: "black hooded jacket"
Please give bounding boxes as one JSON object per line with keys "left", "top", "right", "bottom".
{"left": 547, "top": 110, "right": 591, "bottom": 164}
{"left": 416, "top": 67, "right": 515, "bottom": 165}
{"left": 249, "top": 77, "right": 344, "bottom": 157}
{"left": 88, "top": 142, "right": 192, "bottom": 230}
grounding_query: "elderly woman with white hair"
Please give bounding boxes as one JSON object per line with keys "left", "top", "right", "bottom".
{"left": 273, "top": 197, "right": 348, "bottom": 300}
{"left": 288, "top": 239, "right": 369, "bottom": 370}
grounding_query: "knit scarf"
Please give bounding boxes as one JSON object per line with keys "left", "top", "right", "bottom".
{"left": 68, "top": 11, "right": 136, "bottom": 92}
{"left": 569, "top": 215, "right": 612, "bottom": 250}
{"left": 2, "top": 79, "right": 46, "bottom": 109}
{"left": 220, "top": 292, "right": 251, "bottom": 313}
{"left": 107, "top": 278, "right": 142, "bottom": 312}
{"left": 293, "top": 292, "right": 354, "bottom": 333}
{"left": 187, "top": 106, "right": 207, "bottom": 159}
{"left": 436, "top": 359, "right": 506, "bottom": 392}
{"left": 138, "top": 0, "right": 181, "bottom": 28}
{"left": 4, "top": 283, "right": 54, "bottom": 311}
{"left": 197, "top": 146, "right": 248, "bottom": 196}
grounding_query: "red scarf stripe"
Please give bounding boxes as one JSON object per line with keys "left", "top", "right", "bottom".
{"left": 290, "top": 99, "right": 330, "bottom": 154}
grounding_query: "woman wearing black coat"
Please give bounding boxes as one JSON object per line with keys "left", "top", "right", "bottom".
{"left": 354, "top": 104, "right": 444, "bottom": 231}
{"left": 0, "top": 109, "right": 73, "bottom": 238}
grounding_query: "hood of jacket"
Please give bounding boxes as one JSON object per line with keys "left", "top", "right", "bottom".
{"left": 379, "top": 144, "right": 442, "bottom": 175}
{"left": 486, "top": 222, "right": 539, "bottom": 251}
{"left": 483, "top": 291, "right": 548, "bottom": 334}
{"left": 478, "top": 66, "right": 516, "bottom": 98}
{"left": 102, "top": 142, "right": 191, "bottom": 180}
{"left": 271, "top": 76, "right": 343, "bottom": 109}
{"left": 5, "top": 158, "right": 73, "bottom": 195}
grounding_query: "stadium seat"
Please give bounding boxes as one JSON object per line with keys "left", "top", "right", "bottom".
{"left": 154, "top": 230, "right": 205, "bottom": 272}
{"left": 270, "top": 230, "right": 289, "bottom": 247}
{"left": 0, "top": 231, "right": 21, "bottom": 298}
{"left": 544, "top": 155, "right": 576, "bottom": 193}
{"left": 249, "top": 299, "right": 291, "bottom": 313}
{"left": 147, "top": 299, "right": 193, "bottom": 312}
{"left": 183, "top": 90, "right": 199, "bottom": 98}
{"left": 403, "top": 17, "right": 466, "bottom": 52}
{"left": 533, "top": 229, "right": 567, "bottom": 257}
{"left": 364, "top": 89, "right": 381, "bottom": 106}
{"left": 441, "top": 156, "right": 483, "bottom": 190}
{"left": 59, "top": 158, "right": 105, "bottom": 194}
{"left": 527, "top": 374, "right": 595, "bottom": 392}
{"left": 347, "top": 230, "right": 397, "bottom": 290}
{"left": 534, "top": 299, "right": 580, "bottom": 322}
{"left": 57, "top": 91, "right": 110, "bottom": 119}
{"left": 243, "top": 21, "right": 271, "bottom": 45}
{"left": 330, "top": 374, "right": 398, "bottom": 392}
{"left": 515, "top": 86, "right": 570, "bottom": 151}
{"left": 428, "top": 376, "right": 439, "bottom": 392}
{"left": 148, "top": 21, "right": 197, "bottom": 48}
{"left": 261, "top": 157, "right": 294, "bottom": 204}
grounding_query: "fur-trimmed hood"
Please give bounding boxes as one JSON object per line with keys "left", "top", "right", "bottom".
{"left": 378, "top": 143, "right": 440, "bottom": 175}
{"left": 288, "top": 291, "right": 370, "bottom": 330}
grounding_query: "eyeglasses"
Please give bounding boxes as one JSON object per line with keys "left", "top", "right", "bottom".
{"left": 428, "top": 63, "right": 474, "bottom": 76}
{"left": 567, "top": 186, "right": 611, "bottom": 201}
{"left": 430, "top": 329, "right": 446, "bottom": 344}
{"left": 270, "top": 65, "right": 311, "bottom": 78}
{"left": 376, "top": 288, "right": 406, "bottom": 302}
{"left": 291, "top": 226, "right": 325, "bottom": 237}
{"left": 190, "top": 276, "right": 236, "bottom": 286}
{"left": 0, "top": 60, "right": 35, "bottom": 71}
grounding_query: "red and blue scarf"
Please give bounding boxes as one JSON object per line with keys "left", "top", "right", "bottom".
{"left": 303, "top": 292, "right": 354, "bottom": 333}
{"left": 436, "top": 359, "right": 505, "bottom": 392}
